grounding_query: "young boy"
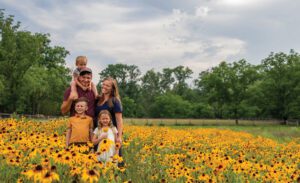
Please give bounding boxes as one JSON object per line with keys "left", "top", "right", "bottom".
{"left": 70, "top": 56, "right": 98, "bottom": 99}
{"left": 66, "top": 97, "right": 93, "bottom": 147}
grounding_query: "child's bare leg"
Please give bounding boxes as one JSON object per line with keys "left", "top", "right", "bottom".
{"left": 91, "top": 82, "right": 99, "bottom": 98}
{"left": 70, "top": 81, "right": 78, "bottom": 99}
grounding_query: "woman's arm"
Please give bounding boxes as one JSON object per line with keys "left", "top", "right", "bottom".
{"left": 112, "top": 127, "right": 118, "bottom": 142}
{"left": 115, "top": 112, "right": 123, "bottom": 143}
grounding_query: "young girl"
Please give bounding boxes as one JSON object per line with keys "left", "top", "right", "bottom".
{"left": 70, "top": 56, "right": 98, "bottom": 99}
{"left": 92, "top": 110, "right": 119, "bottom": 163}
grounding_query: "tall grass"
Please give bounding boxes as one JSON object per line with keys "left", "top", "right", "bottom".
{"left": 124, "top": 118, "right": 283, "bottom": 126}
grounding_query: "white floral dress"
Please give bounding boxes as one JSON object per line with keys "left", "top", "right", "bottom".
{"left": 93, "top": 127, "right": 117, "bottom": 162}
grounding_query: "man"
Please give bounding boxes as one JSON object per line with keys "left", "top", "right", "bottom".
{"left": 61, "top": 67, "right": 96, "bottom": 118}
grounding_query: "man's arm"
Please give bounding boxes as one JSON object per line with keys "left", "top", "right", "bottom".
{"left": 61, "top": 98, "right": 73, "bottom": 115}
{"left": 61, "top": 88, "right": 76, "bottom": 115}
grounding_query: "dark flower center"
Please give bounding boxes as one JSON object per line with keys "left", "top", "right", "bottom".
{"left": 88, "top": 170, "right": 96, "bottom": 176}
{"left": 35, "top": 165, "right": 43, "bottom": 171}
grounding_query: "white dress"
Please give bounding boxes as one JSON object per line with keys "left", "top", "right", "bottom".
{"left": 93, "top": 127, "right": 117, "bottom": 162}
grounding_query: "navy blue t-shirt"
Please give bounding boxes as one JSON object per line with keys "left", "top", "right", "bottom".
{"left": 94, "top": 98, "right": 122, "bottom": 128}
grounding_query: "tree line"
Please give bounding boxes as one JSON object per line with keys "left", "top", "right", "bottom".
{"left": 1, "top": 10, "right": 300, "bottom": 123}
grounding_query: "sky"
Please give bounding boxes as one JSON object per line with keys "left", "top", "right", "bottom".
{"left": 1, "top": 0, "right": 299, "bottom": 84}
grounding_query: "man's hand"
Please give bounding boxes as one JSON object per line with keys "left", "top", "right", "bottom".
{"left": 69, "top": 92, "right": 78, "bottom": 100}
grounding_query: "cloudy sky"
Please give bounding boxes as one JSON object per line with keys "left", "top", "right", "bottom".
{"left": 1, "top": 0, "right": 299, "bottom": 83}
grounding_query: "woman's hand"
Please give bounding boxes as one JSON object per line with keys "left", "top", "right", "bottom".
{"left": 116, "top": 135, "right": 122, "bottom": 145}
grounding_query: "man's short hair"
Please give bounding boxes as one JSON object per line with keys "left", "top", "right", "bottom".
{"left": 79, "top": 67, "right": 92, "bottom": 76}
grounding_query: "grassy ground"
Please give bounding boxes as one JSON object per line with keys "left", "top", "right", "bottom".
{"left": 124, "top": 118, "right": 300, "bottom": 143}
{"left": 124, "top": 118, "right": 283, "bottom": 126}
{"left": 169, "top": 125, "right": 300, "bottom": 143}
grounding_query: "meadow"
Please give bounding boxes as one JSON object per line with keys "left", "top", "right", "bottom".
{"left": 123, "top": 118, "right": 283, "bottom": 126}
{"left": 0, "top": 118, "right": 299, "bottom": 182}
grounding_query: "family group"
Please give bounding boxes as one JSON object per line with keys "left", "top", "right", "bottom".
{"left": 60, "top": 56, "right": 124, "bottom": 166}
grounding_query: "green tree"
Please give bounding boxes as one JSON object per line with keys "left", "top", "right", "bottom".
{"left": 0, "top": 10, "right": 70, "bottom": 114}
{"left": 260, "top": 50, "right": 300, "bottom": 122}
{"left": 191, "top": 103, "right": 214, "bottom": 118}
{"left": 241, "top": 80, "right": 265, "bottom": 118}
{"left": 160, "top": 68, "right": 175, "bottom": 93}
{"left": 196, "top": 60, "right": 259, "bottom": 123}
{"left": 226, "top": 60, "right": 259, "bottom": 124}
{"left": 196, "top": 62, "right": 231, "bottom": 118}
{"left": 151, "top": 93, "right": 193, "bottom": 118}
{"left": 99, "top": 64, "right": 141, "bottom": 101}
{"left": 0, "top": 11, "right": 43, "bottom": 111}
{"left": 172, "top": 66, "right": 193, "bottom": 96}
{"left": 0, "top": 75, "right": 4, "bottom": 105}
{"left": 139, "top": 69, "right": 162, "bottom": 117}
{"left": 122, "top": 96, "right": 137, "bottom": 117}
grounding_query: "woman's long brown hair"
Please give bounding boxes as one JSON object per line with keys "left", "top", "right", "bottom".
{"left": 97, "top": 77, "right": 121, "bottom": 108}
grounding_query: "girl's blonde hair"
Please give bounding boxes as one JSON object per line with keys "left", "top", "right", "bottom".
{"left": 75, "top": 56, "right": 87, "bottom": 65}
{"left": 97, "top": 110, "right": 113, "bottom": 128}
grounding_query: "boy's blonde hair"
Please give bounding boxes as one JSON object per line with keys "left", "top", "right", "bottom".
{"left": 74, "top": 97, "right": 89, "bottom": 105}
{"left": 97, "top": 110, "right": 113, "bottom": 128}
{"left": 75, "top": 56, "right": 87, "bottom": 65}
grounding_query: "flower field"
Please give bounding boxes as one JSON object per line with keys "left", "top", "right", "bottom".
{"left": 0, "top": 118, "right": 300, "bottom": 183}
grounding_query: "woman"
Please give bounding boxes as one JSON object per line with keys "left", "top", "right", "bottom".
{"left": 95, "top": 77, "right": 124, "bottom": 162}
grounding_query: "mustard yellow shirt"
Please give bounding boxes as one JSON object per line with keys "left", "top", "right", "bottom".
{"left": 68, "top": 115, "right": 93, "bottom": 143}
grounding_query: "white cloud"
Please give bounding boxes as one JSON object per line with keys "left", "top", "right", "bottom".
{"left": 217, "top": 0, "right": 274, "bottom": 7}
{"left": 1, "top": 0, "right": 298, "bottom": 85}
{"left": 195, "top": 7, "right": 210, "bottom": 18}
{"left": 70, "top": 7, "right": 245, "bottom": 75}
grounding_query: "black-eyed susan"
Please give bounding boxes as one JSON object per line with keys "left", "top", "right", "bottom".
{"left": 1, "top": 118, "right": 300, "bottom": 182}
{"left": 39, "top": 171, "right": 60, "bottom": 183}
{"left": 24, "top": 164, "right": 45, "bottom": 182}
{"left": 102, "top": 127, "right": 109, "bottom": 133}
{"left": 41, "top": 158, "right": 50, "bottom": 167}
{"left": 16, "top": 178, "right": 25, "bottom": 183}
{"left": 60, "top": 155, "right": 72, "bottom": 165}
{"left": 70, "top": 167, "right": 81, "bottom": 176}
{"left": 81, "top": 168, "right": 99, "bottom": 183}
{"left": 115, "top": 142, "right": 121, "bottom": 149}
{"left": 118, "top": 166, "right": 126, "bottom": 173}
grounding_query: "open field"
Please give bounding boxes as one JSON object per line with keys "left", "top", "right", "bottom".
{"left": 1, "top": 118, "right": 300, "bottom": 182}
{"left": 123, "top": 118, "right": 285, "bottom": 126}
{"left": 169, "top": 125, "right": 300, "bottom": 143}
